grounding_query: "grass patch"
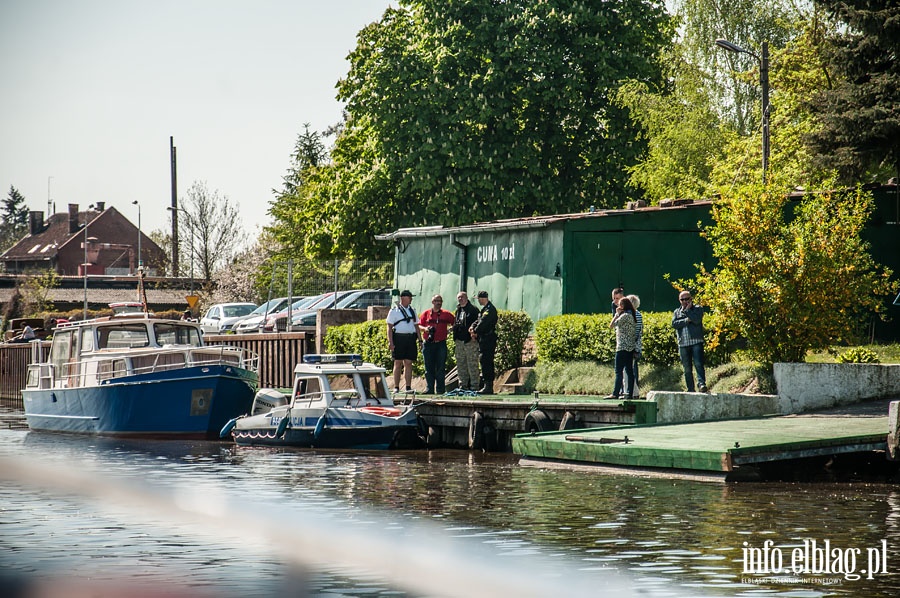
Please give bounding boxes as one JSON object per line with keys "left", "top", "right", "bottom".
{"left": 535, "top": 361, "right": 691, "bottom": 396}
{"left": 532, "top": 343, "right": 898, "bottom": 396}
{"left": 806, "top": 344, "right": 900, "bottom": 364}
{"left": 534, "top": 359, "right": 776, "bottom": 395}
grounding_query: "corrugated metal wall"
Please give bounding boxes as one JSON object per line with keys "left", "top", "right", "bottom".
{"left": 395, "top": 228, "right": 565, "bottom": 323}
{"left": 564, "top": 204, "right": 713, "bottom": 314}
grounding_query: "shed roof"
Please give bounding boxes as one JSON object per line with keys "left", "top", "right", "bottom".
{"left": 375, "top": 199, "right": 713, "bottom": 240}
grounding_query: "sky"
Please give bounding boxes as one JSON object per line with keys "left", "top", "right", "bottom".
{"left": 0, "top": 0, "right": 393, "bottom": 244}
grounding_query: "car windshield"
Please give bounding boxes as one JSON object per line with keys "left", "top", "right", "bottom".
{"left": 288, "top": 296, "right": 321, "bottom": 311}
{"left": 250, "top": 299, "right": 285, "bottom": 315}
{"left": 223, "top": 305, "right": 255, "bottom": 318}
{"left": 335, "top": 291, "right": 369, "bottom": 309}
{"left": 315, "top": 291, "right": 354, "bottom": 310}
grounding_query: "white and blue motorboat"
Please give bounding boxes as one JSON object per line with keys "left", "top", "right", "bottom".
{"left": 22, "top": 313, "right": 259, "bottom": 439}
{"left": 222, "top": 354, "right": 419, "bottom": 449}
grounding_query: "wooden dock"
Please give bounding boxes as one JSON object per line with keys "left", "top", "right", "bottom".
{"left": 395, "top": 394, "right": 652, "bottom": 451}
{"left": 513, "top": 404, "right": 892, "bottom": 478}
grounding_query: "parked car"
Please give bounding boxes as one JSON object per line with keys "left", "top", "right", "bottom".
{"left": 262, "top": 294, "right": 329, "bottom": 332}
{"left": 292, "top": 289, "right": 391, "bottom": 327}
{"left": 199, "top": 302, "right": 257, "bottom": 334}
{"left": 267, "top": 291, "right": 354, "bottom": 332}
{"left": 232, "top": 297, "right": 292, "bottom": 334}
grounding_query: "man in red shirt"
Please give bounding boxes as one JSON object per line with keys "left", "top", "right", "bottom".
{"left": 418, "top": 294, "right": 455, "bottom": 394}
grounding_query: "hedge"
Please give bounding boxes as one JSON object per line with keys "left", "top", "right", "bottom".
{"left": 535, "top": 311, "right": 730, "bottom": 366}
{"left": 324, "top": 310, "right": 533, "bottom": 375}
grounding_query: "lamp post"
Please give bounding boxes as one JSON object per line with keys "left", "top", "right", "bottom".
{"left": 167, "top": 206, "right": 195, "bottom": 295}
{"left": 81, "top": 204, "right": 97, "bottom": 319}
{"left": 715, "top": 38, "right": 769, "bottom": 185}
{"left": 131, "top": 200, "right": 142, "bottom": 271}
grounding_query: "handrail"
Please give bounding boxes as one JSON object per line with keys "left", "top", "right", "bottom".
{"left": 33, "top": 345, "right": 260, "bottom": 389}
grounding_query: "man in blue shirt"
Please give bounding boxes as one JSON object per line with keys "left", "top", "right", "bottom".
{"left": 672, "top": 291, "right": 708, "bottom": 393}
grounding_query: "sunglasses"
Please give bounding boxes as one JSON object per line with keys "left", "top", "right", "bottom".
{"left": 680, "top": 298, "right": 691, "bottom": 302}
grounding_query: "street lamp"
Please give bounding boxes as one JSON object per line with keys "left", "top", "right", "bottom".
{"left": 167, "top": 206, "right": 195, "bottom": 295}
{"left": 131, "top": 200, "right": 142, "bottom": 271}
{"left": 716, "top": 38, "right": 770, "bottom": 185}
{"left": 82, "top": 204, "right": 97, "bottom": 319}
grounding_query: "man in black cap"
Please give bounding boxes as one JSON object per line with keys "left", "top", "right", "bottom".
{"left": 470, "top": 290, "right": 498, "bottom": 394}
{"left": 386, "top": 290, "right": 421, "bottom": 393}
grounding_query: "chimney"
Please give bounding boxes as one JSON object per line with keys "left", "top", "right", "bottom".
{"left": 95, "top": 201, "right": 105, "bottom": 211}
{"left": 68, "top": 204, "right": 79, "bottom": 234}
{"left": 28, "top": 211, "right": 44, "bottom": 235}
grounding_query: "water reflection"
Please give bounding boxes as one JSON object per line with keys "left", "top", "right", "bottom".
{"left": 2, "top": 430, "right": 899, "bottom": 597}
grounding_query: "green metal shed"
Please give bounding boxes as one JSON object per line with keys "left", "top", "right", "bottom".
{"left": 376, "top": 200, "right": 714, "bottom": 324}
{"left": 378, "top": 183, "right": 900, "bottom": 341}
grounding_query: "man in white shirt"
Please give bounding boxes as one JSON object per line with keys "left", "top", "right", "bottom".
{"left": 386, "top": 290, "right": 422, "bottom": 392}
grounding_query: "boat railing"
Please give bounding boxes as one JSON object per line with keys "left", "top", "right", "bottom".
{"left": 192, "top": 345, "right": 260, "bottom": 373}
{"left": 26, "top": 345, "right": 260, "bottom": 389}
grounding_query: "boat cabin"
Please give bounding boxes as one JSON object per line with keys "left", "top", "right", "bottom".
{"left": 26, "top": 315, "right": 250, "bottom": 391}
{"left": 252, "top": 354, "right": 393, "bottom": 415}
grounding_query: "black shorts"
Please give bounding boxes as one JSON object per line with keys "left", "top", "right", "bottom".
{"left": 392, "top": 333, "right": 418, "bottom": 361}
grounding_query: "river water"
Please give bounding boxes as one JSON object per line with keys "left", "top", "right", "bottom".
{"left": 1, "top": 428, "right": 898, "bottom": 597}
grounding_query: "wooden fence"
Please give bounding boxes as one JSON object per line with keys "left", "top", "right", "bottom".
{"left": 0, "top": 341, "right": 49, "bottom": 408}
{"left": 0, "top": 333, "right": 313, "bottom": 410}
{"left": 203, "top": 332, "right": 313, "bottom": 389}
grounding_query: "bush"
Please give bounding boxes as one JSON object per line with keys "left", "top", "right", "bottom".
{"left": 325, "top": 310, "right": 532, "bottom": 377}
{"left": 495, "top": 310, "right": 533, "bottom": 372}
{"left": 534, "top": 314, "right": 614, "bottom": 363}
{"left": 535, "top": 311, "right": 731, "bottom": 367}
{"left": 836, "top": 347, "right": 880, "bottom": 364}
{"left": 324, "top": 320, "right": 412, "bottom": 371}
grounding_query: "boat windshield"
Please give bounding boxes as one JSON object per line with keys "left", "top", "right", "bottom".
{"left": 154, "top": 323, "right": 203, "bottom": 347}
{"left": 358, "top": 373, "right": 389, "bottom": 401}
{"left": 326, "top": 374, "right": 357, "bottom": 392}
{"left": 97, "top": 324, "right": 150, "bottom": 349}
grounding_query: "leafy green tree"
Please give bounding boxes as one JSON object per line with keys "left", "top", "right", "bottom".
{"left": 673, "top": 0, "right": 801, "bottom": 135}
{"left": 684, "top": 184, "right": 898, "bottom": 364}
{"left": 1, "top": 185, "right": 29, "bottom": 252}
{"left": 272, "top": 0, "right": 672, "bottom": 258}
{"left": 619, "top": 2, "right": 812, "bottom": 201}
{"left": 709, "top": 15, "right": 833, "bottom": 190}
{"left": 807, "top": 0, "right": 900, "bottom": 182}
{"left": 616, "top": 48, "right": 732, "bottom": 201}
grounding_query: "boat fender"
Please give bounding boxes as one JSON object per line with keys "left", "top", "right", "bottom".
{"left": 523, "top": 409, "right": 553, "bottom": 433}
{"left": 468, "top": 411, "right": 485, "bottom": 450}
{"left": 416, "top": 414, "right": 429, "bottom": 438}
{"left": 313, "top": 411, "right": 327, "bottom": 439}
{"left": 558, "top": 411, "right": 583, "bottom": 431}
{"left": 275, "top": 415, "right": 290, "bottom": 439}
{"left": 219, "top": 418, "right": 237, "bottom": 438}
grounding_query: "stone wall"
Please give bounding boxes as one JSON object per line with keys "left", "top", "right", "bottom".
{"left": 774, "top": 363, "right": 900, "bottom": 413}
{"left": 648, "top": 363, "right": 900, "bottom": 423}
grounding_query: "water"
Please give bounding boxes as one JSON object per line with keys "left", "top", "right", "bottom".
{"left": 1, "top": 428, "right": 899, "bottom": 597}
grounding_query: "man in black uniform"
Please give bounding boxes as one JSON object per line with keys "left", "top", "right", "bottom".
{"left": 470, "top": 290, "right": 498, "bottom": 394}
{"left": 453, "top": 291, "right": 481, "bottom": 391}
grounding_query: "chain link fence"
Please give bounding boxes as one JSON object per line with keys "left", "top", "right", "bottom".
{"left": 267, "top": 259, "right": 394, "bottom": 298}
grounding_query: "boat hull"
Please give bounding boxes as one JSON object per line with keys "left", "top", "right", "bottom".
{"left": 232, "top": 408, "right": 418, "bottom": 450}
{"left": 22, "top": 365, "right": 258, "bottom": 439}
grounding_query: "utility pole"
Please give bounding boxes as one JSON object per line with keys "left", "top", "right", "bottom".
{"left": 170, "top": 136, "right": 179, "bottom": 275}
